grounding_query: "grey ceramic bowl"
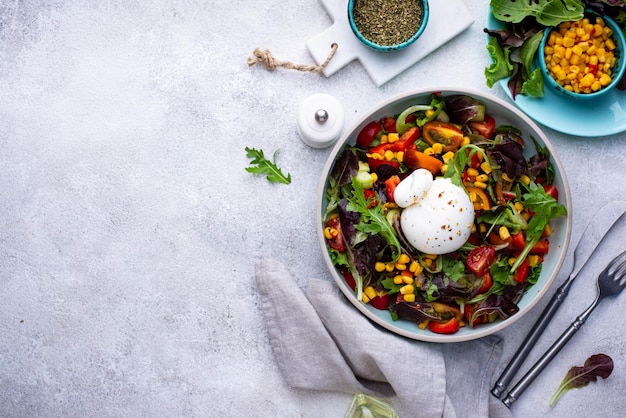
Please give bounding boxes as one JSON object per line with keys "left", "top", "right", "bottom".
{"left": 316, "top": 88, "right": 572, "bottom": 343}
{"left": 348, "top": 0, "right": 429, "bottom": 52}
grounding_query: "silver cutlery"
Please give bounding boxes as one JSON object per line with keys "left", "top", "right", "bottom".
{"left": 502, "top": 249, "right": 626, "bottom": 407}
{"left": 491, "top": 201, "right": 626, "bottom": 399}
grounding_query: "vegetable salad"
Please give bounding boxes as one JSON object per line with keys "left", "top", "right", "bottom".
{"left": 322, "top": 93, "right": 567, "bottom": 335}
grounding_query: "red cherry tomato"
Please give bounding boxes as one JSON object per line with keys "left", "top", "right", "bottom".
{"left": 514, "top": 257, "right": 530, "bottom": 283}
{"left": 469, "top": 114, "right": 496, "bottom": 139}
{"left": 428, "top": 317, "right": 460, "bottom": 334}
{"left": 466, "top": 246, "right": 497, "bottom": 277}
{"left": 476, "top": 272, "right": 493, "bottom": 294}
{"left": 369, "top": 294, "right": 390, "bottom": 310}
{"left": 543, "top": 185, "right": 559, "bottom": 200}
{"left": 356, "top": 121, "right": 383, "bottom": 148}
{"left": 324, "top": 216, "right": 344, "bottom": 252}
{"left": 381, "top": 117, "right": 397, "bottom": 133}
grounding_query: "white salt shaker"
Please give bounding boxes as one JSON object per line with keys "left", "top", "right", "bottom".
{"left": 297, "top": 93, "right": 345, "bottom": 149}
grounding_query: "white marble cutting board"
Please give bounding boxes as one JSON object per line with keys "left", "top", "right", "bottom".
{"left": 307, "top": 0, "right": 474, "bottom": 86}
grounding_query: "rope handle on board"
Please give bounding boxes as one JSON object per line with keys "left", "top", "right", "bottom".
{"left": 247, "top": 43, "right": 338, "bottom": 73}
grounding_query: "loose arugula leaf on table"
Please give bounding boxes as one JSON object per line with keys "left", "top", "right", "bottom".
{"left": 244, "top": 147, "right": 292, "bottom": 184}
{"left": 490, "top": 0, "right": 585, "bottom": 26}
{"left": 550, "top": 353, "right": 614, "bottom": 406}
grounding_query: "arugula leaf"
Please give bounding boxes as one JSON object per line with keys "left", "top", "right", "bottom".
{"left": 550, "top": 353, "right": 614, "bottom": 406}
{"left": 490, "top": 0, "right": 585, "bottom": 26}
{"left": 510, "top": 182, "right": 567, "bottom": 273}
{"left": 346, "top": 178, "right": 402, "bottom": 262}
{"left": 244, "top": 147, "right": 292, "bottom": 184}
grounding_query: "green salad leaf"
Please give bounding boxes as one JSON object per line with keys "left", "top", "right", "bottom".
{"left": 485, "top": 36, "right": 514, "bottom": 87}
{"left": 490, "top": 0, "right": 585, "bottom": 26}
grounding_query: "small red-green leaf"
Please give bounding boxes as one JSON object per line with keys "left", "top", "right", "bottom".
{"left": 550, "top": 353, "right": 614, "bottom": 407}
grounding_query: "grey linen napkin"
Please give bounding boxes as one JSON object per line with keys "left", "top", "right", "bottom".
{"left": 255, "top": 259, "right": 514, "bottom": 418}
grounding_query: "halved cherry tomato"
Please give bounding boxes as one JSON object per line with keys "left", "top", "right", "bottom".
{"left": 543, "top": 185, "right": 559, "bottom": 200}
{"left": 422, "top": 121, "right": 464, "bottom": 152}
{"left": 369, "top": 127, "right": 420, "bottom": 154}
{"left": 324, "top": 216, "right": 344, "bottom": 252}
{"left": 369, "top": 294, "right": 390, "bottom": 310}
{"left": 357, "top": 121, "right": 383, "bottom": 148}
{"left": 512, "top": 232, "right": 526, "bottom": 252}
{"left": 514, "top": 257, "right": 530, "bottom": 283}
{"left": 476, "top": 272, "right": 493, "bottom": 294}
{"left": 342, "top": 271, "right": 356, "bottom": 290}
{"left": 367, "top": 158, "right": 400, "bottom": 171}
{"left": 432, "top": 302, "right": 463, "bottom": 321}
{"left": 464, "top": 304, "right": 487, "bottom": 327}
{"left": 469, "top": 114, "right": 496, "bottom": 139}
{"left": 385, "top": 175, "right": 401, "bottom": 202}
{"left": 466, "top": 246, "right": 497, "bottom": 277}
{"left": 363, "top": 189, "right": 377, "bottom": 208}
{"left": 428, "top": 317, "right": 460, "bottom": 334}
{"left": 530, "top": 239, "right": 549, "bottom": 254}
{"left": 381, "top": 117, "right": 397, "bottom": 133}
{"left": 488, "top": 231, "right": 513, "bottom": 247}
{"left": 403, "top": 149, "right": 443, "bottom": 174}
{"left": 466, "top": 186, "right": 491, "bottom": 211}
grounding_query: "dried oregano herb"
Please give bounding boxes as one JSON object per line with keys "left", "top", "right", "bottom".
{"left": 352, "top": 0, "right": 423, "bottom": 46}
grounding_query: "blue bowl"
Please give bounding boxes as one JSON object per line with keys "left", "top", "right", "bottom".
{"left": 348, "top": 0, "right": 429, "bottom": 52}
{"left": 538, "top": 11, "right": 626, "bottom": 100}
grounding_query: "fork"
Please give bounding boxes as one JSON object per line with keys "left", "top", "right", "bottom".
{"left": 501, "top": 250, "right": 626, "bottom": 407}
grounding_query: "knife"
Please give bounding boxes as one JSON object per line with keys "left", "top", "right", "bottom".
{"left": 491, "top": 200, "right": 626, "bottom": 400}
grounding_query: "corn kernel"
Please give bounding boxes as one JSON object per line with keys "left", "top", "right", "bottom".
{"left": 423, "top": 147, "right": 434, "bottom": 156}
{"left": 387, "top": 133, "right": 399, "bottom": 143}
{"left": 384, "top": 150, "right": 395, "bottom": 161}
{"left": 324, "top": 227, "right": 337, "bottom": 239}
{"left": 474, "top": 181, "right": 487, "bottom": 189}
{"left": 400, "top": 284, "right": 414, "bottom": 295}
{"left": 544, "top": 224, "right": 552, "bottom": 236}
{"left": 499, "top": 226, "right": 511, "bottom": 240}
{"left": 397, "top": 254, "right": 411, "bottom": 264}
{"left": 467, "top": 168, "right": 480, "bottom": 177}
{"left": 362, "top": 293, "right": 370, "bottom": 303}
{"left": 402, "top": 276, "right": 414, "bottom": 285}
{"left": 528, "top": 255, "right": 540, "bottom": 267}
{"left": 396, "top": 151, "right": 404, "bottom": 163}
{"left": 475, "top": 174, "right": 489, "bottom": 183}
{"left": 385, "top": 263, "right": 395, "bottom": 272}
{"left": 519, "top": 174, "right": 531, "bottom": 185}
{"left": 364, "top": 286, "right": 377, "bottom": 300}
{"left": 403, "top": 293, "right": 416, "bottom": 303}
{"left": 442, "top": 151, "right": 455, "bottom": 163}
{"left": 409, "top": 261, "right": 422, "bottom": 275}
{"left": 393, "top": 275, "right": 404, "bottom": 285}
{"left": 479, "top": 223, "right": 487, "bottom": 233}
{"left": 370, "top": 172, "right": 378, "bottom": 183}
{"left": 374, "top": 262, "right": 386, "bottom": 272}
{"left": 502, "top": 173, "right": 514, "bottom": 182}
{"left": 508, "top": 257, "right": 516, "bottom": 266}
{"left": 395, "top": 263, "right": 407, "bottom": 271}
{"left": 514, "top": 202, "right": 524, "bottom": 213}
{"left": 462, "top": 136, "right": 471, "bottom": 146}
{"left": 432, "top": 143, "right": 444, "bottom": 154}
{"left": 480, "top": 161, "right": 492, "bottom": 174}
